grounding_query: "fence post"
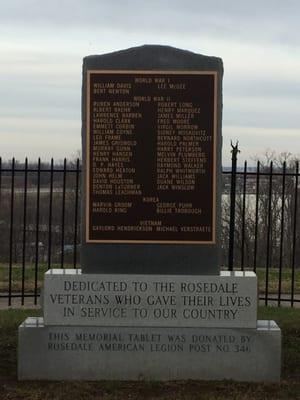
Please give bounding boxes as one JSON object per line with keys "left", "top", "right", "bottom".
{"left": 228, "top": 141, "right": 240, "bottom": 270}
{"left": 8, "top": 158, "right": 15, "bottom": 306}
{"left": 291, "top": 161, "right": 299, "bottom": 307}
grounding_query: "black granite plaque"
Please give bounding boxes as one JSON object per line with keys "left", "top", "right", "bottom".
{"left": 86, "top": 71, "right": 216, "bottom": 244}
{"left": 81, "top": 45, "right": 223, "bottom": 274}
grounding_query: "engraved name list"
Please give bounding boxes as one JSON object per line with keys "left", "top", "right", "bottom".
{"left": 86, "top": 71, "right": 217, "bottom": 243}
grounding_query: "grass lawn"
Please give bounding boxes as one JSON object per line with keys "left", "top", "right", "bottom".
{"left": 0, "top": 263, "right": 70, "bottom": 292}
{"left": 1, "top": 264, "right": 300, "bottom": 298}
{"left": 256, "top": 269, "right": 300, "bottom": 296}
{"left": 0, "top": 307, "right": 299, "bottom": 400}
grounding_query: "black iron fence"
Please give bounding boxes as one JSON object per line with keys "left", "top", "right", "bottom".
{"left": 223, "top": 149, "right": 300, "bottom": 307}
{"left": 0, "top": 153, "right": 299, "bottom": 307}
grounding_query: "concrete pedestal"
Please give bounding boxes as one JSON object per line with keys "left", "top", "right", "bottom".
{"left": 18, "top": 318, "right": 281, "bottom": 382}
{"left": 18, "top": 270, "right": 281, "bottom": 382}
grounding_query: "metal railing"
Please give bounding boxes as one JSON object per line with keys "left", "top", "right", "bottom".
{"left": 0, "top": 157, "right": 80, "bottom": 305}
{"left": 0, "top": 152, "right": 299, "bottom": 306}
{"left": 224, "top": 146, "right": 299, "bottom": 307}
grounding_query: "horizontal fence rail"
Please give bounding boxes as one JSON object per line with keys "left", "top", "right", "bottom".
{"left": 0, "top": 156, "right": 299, "bottom": 307}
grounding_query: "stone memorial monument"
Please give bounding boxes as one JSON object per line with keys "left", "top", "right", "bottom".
{"left": 18, "top": 45, "right": 281, "bottom": 382}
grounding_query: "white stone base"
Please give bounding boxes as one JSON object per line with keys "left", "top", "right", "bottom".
{"left": 18, "top": 318, "right": 281, "bottom": 382}
{"left": 43, "top": 270, "right": 258, "bottom": 328}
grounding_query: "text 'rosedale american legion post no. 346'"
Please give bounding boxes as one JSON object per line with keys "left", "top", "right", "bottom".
{"left": 18, "top": 45, "right": 281, "bottom": 382}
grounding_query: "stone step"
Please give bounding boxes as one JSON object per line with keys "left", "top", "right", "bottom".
{"left": 18, "top": 318, "right": 281, "bottom": 382}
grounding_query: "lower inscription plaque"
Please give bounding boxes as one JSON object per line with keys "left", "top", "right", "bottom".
{"left": 19, "top": 318, "right": 281, "bottom": 382}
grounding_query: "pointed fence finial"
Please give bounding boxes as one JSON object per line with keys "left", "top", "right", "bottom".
{"left": 231, "top": 140, "right": 240, "bottom": 158}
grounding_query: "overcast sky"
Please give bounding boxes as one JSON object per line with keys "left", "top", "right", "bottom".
{"left": 1, "top": 0, "right": 299, "bottom": 166}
